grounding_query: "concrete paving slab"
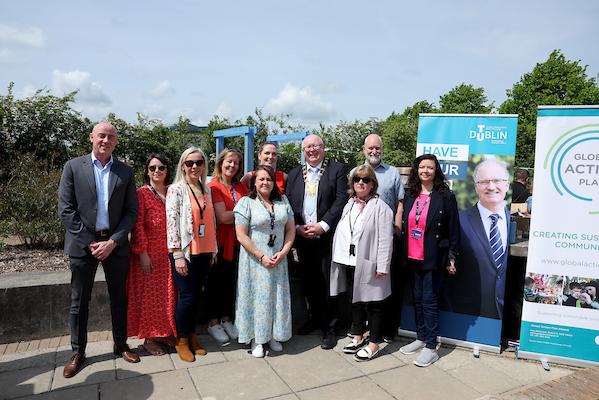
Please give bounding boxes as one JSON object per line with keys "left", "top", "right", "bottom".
{"left": 434, "top": 347, "right": 479, "bottom": 371}
{"left": 535, "top": 364, "right": 575, "bottom": 382}
{"left": 169, "top": 338, "right": 226, "bottom": 370}
{"left": 51, "top": 355, "right": 115, "bottom": 390}
{"left": 0, "top": 344, "right": 7, "bottom": 356}
{"left": 3, "top": 343, "right": 18, "bottom": 355}
{"left": 55, "top": 341, "right": 113, "bottom": 364}
{"left": 0, "top": 366, "right": 53, "bottom": 399}
{"left": 219, "top": 341, "right": 255, "bottom": 362}
{"left": 297, "top": 376, "right": 395, "bottom": 400}
{"left": 371, "top": 365, "right": 482, "bottom": 400}
{"left": 479, "top": 356, "right": 542, "bottom": 386}
{"left": 333, "top": 338, "right": 406, "bottom": 375}
{"left": 101, "top": 369, "right": 198, "bottom": 400}
{"left": 189, "top": 357, "right": 291, "bottom": 400}
{"left": 447, "top": 360, "right": 523, "bottom": 395}
{"left": 17, "top": 384, "right": 99, "bottom": 400}
{"left": 116, "top": 353, "right": 174, "bottom": 380}
{"left": 268, "top": 395, "right": 300, "bottom": 400}
{"left": 26, "top": 340, "right": 41, "bottom": 352}
{"left": 0, "top": 348, "right": 57, "bottom": 372}
{"left": 266, "top": 340, "right": 362, "bottom": 392}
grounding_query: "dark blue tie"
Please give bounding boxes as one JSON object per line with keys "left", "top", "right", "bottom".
{"left": 489, "top": 214, "right": 504, "bottom": 269}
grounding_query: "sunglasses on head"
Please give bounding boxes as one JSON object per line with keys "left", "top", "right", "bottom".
{"left": 352, "top": 176, "right": 371, "bottom": 184}
{"left": 184, "top": 159, "right": 204, "bottom": 168}
{"left": 148, "top": 165, "right": 166, "bottom": 172}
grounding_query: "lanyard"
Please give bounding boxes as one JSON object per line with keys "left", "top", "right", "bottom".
{"left": 348, "top": 198, "right": 368, "bottom": 239}
{"left": 187, "top": 183, "right": 206, "bottom": 220}
{"left": 220, "top": 179, "right": 238, "bottom": 205}
{"left": 258, "top": 196, "right": 275, "bottom": 231}
{"left": 149, "top": 184, "right": 166, "bottom": 204}
{"left": 415, "top": 193, "right": 431, "bottom": 226}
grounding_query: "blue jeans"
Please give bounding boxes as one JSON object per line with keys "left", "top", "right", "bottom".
{"left": 170, "top": 253, "right": 211, "bottom": 336}
{"left": 409, "top": 259, "right": 443, "bottom": 349}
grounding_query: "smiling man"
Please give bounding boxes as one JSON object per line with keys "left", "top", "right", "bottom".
{"left": 445, "top": 158, "right": 511, "bottom": 319}
{"left": 58, "top": 122, "right": 139, "bottom": 378}
{"left": 286, "top": 134, "right": 349, "bottom": 349}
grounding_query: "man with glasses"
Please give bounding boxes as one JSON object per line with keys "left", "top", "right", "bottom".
{"left": 445, "top": 158, "right": 511, "bottom": 319}
{"left": 58, "top": 122, "right": 139, "bottom": 378}
{"left": 286, "top": 134, "right": 349, "bottom": 349}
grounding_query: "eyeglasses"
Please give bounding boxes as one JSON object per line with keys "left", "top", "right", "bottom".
{"left": 148, "top": 165, "right": 166, "bottom": 172}
{"left": 352, "top": 176, "right": 372, "bottom": 184}
{"left": 476, "top": 179, "right": 507, "bottom": 187}
{"left": 184, "top": 159, "right": 205, "bottom": 168}
{"left": 302, "top": 144, "right": 323, "bottom": 151}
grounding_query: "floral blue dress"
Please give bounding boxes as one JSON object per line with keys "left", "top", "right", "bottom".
{"left": 233, "top": 195, "right": 293, "bottom": 344}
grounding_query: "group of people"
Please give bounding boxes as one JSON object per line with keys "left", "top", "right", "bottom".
{"left": 58, "top": 121, "right": 491, "bottom": 379}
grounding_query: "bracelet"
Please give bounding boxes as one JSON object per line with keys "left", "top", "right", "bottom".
{"left": 259, "top": 254, "right": 264, "bottom": 263}
{"left": 173, "top": 252, "right": 184, "bottom": 260}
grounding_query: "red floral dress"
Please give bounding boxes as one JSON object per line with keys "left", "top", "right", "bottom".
{"left": 127, "top": 186, "right": 177, "bottom": 339}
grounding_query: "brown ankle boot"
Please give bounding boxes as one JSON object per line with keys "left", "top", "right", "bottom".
{"left": 188, "top": 333, "right": 207, "bottom": 356}
{"left": 175, "top": 337, "right": 195, "bottom": 362}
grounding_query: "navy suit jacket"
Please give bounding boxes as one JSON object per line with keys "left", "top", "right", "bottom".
{"left": 444, "top": 205, "right": 510, "bottom": 319}
{"left": 58, "top": 154, "right": 138, "bottom": 258}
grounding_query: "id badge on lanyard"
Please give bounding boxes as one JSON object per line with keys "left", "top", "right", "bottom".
{"left": 198, "top": 224, "right": 206, "bottom": 237}
{"left": 410, "top": 228, "right": 423, "bottom": 240}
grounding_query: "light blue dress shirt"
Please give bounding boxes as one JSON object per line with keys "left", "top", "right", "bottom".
{"left": 91, "top": 153, "right": 113, "bottom": 231}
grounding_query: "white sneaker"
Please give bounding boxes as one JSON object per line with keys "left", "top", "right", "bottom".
{"left": 268, "top": 339, "right": 283, "bottom": 352}
{"left": 413, "top": 347, "right": 439, "bottom": 367}
{"left": 399, "top": 339, "right": 426, "bottom": 355}
{"left": 208, "top": 324, "right": 230, "bottom": 344}
{"left": 221, "top": 320, "right": 238, "bottom": 339}
{"left": 251, "top": 340, "right": 264, "bottom": 358}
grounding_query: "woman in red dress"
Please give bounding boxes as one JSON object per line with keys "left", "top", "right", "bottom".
{"left": 127, "top": 153, "right": 178, "bottom": 355}
{"left": 241, "top": 142, "right": 286, "bottom": 194}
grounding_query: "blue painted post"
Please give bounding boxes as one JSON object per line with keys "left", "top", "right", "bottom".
{"left": 213, "top": 126, "right": 258, "bottom": 176}
{"left": 267, "top": 131, "right": 310, "bottom": 164}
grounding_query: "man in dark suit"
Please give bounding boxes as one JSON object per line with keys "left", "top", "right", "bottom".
{"left": 445, "top": 159, "right": 510, "bottom": 319}
{"left": 58, "top": 122, "right": 139, "bottom": 378}
{"left": 286, "top": 134, "right": 348, "bottom": 349}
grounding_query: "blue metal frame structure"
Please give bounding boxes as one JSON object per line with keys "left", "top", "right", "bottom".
{"left": 266, "top": 131, "right": 310, "bottom": 163}
{"left": 213, "top": 126, "right": 258, "bottom": 175}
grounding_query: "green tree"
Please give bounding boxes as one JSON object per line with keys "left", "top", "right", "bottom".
{"left": 381, "top": 100, "right": 437, "bottom": 167}
{"left": 439, "top": 83, "right": 494, "bottom": 114}
{"left": 319, "top": 119, "right": 380, "bottom": 167}
{"left": 500, "top": 50, "right": 599, "bottom": 167}
{"left": 0, "top": 83, "right": 91, "bottom": 182}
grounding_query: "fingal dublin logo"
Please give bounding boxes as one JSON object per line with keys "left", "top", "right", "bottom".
{"left": 468, "top": 124, "right": 509, "bottom": 144}
{"left": 544, "top": 124, "right": 599, "bottom": 214}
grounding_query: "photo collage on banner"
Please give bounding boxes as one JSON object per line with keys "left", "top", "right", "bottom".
{"left": 400, "top": 114, "right": 518, "bottom": 350}
{"left": 519, "top": 106, "right": 599, "bottom": 366}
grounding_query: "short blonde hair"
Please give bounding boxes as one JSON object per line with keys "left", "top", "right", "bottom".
{"left": 212, "top": 148, "right": 243, "bottom": 183}
{"left": 173, "top": 146, "right": 208, "bottom": 192}
{"left": 348, "top": 164, "right": 378, "bottom": 198}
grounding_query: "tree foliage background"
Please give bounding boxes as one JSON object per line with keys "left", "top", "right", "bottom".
{"left": 0, "top": 49, "right": 597, "bottom": 247}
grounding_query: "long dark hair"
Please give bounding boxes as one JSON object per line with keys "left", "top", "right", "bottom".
{"left": 248, "top": 165, "right": 282, "bottom": 201}
{"left": 407, "top": 154, "right": 449, "bottom": 196}
{"left": 143, "top": 153, "right": 171, "bottom": 185}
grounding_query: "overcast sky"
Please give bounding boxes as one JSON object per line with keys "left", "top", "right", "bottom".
{"left": 1, "top": 1, "right": 598, "bottom": 126}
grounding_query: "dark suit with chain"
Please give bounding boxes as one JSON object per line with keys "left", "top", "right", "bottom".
{"left": 58, "top": 154, "right": 137, "bottom": 353}
{"left": 286, "top": 159, "right": 348, "bottom": 330}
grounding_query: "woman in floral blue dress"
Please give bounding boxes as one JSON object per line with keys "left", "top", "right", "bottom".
{"left": 234, "top": 165, "right": 295, "bottom": 358}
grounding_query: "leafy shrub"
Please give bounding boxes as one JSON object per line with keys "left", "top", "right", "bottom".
{"left": 0, "top": 154, "right": 64, "bottom": 248}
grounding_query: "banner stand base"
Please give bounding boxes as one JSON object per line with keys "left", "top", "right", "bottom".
{"left": 398, "top": 329, "right": 501, "bottom": 354}
{"left": 517, "top": 351, "right": 599, "bottom": 369}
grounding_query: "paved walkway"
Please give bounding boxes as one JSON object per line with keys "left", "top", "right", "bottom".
{"left": 0, "top": 333, "right": 588, "bottom": 400}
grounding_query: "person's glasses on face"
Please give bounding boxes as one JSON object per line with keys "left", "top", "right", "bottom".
{"left": 184, "top": 159, "right": 204, "bottom": 168}
{"left": 149, "top": 165, "right": 166, "bottom": 172}
{"left": 352, "top": 176, "right": 372, "bottom": 184}
{"left": 476, "top": 179, "right": 507, "bottom": 187}
{"left": 303, "top": 144, "right": 323, "bottom": 152}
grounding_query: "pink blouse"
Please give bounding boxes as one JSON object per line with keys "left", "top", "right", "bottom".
{"left": 407, "top": 193, "right": 431, "bottom": 261}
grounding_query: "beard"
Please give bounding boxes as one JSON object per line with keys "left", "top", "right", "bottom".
{"left": 366, "top": 155, "right": 381, "bottom": 165}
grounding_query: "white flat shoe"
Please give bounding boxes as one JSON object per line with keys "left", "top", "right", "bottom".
{"left": 251, "top": 340, "right": 264, "bottom": 358}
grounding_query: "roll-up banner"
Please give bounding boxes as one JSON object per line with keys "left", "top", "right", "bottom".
{"left": 400, "top": 114, "right": 518, "bottom": 351}
{"left": 518, "top": 105, "right": 599, "bottom": 367}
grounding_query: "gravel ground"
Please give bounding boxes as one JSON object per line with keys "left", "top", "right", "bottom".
{"left": 0, "top": 246, "right": 69, "bottom": 274}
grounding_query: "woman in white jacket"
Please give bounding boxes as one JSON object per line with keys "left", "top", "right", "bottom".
{"left": 330, "top": 164, "right": 394, "bottom": 361}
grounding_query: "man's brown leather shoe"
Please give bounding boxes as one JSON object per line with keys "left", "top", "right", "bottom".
{"left": 63, "top": 353, "right": 85, "bottom": 378}
{"left": 113, "top": 345, "right": 141, "bottom": 363}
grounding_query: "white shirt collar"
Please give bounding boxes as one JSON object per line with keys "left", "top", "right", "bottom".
{"left": 477, "top": 201, "right": 505, "bottom": 220}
